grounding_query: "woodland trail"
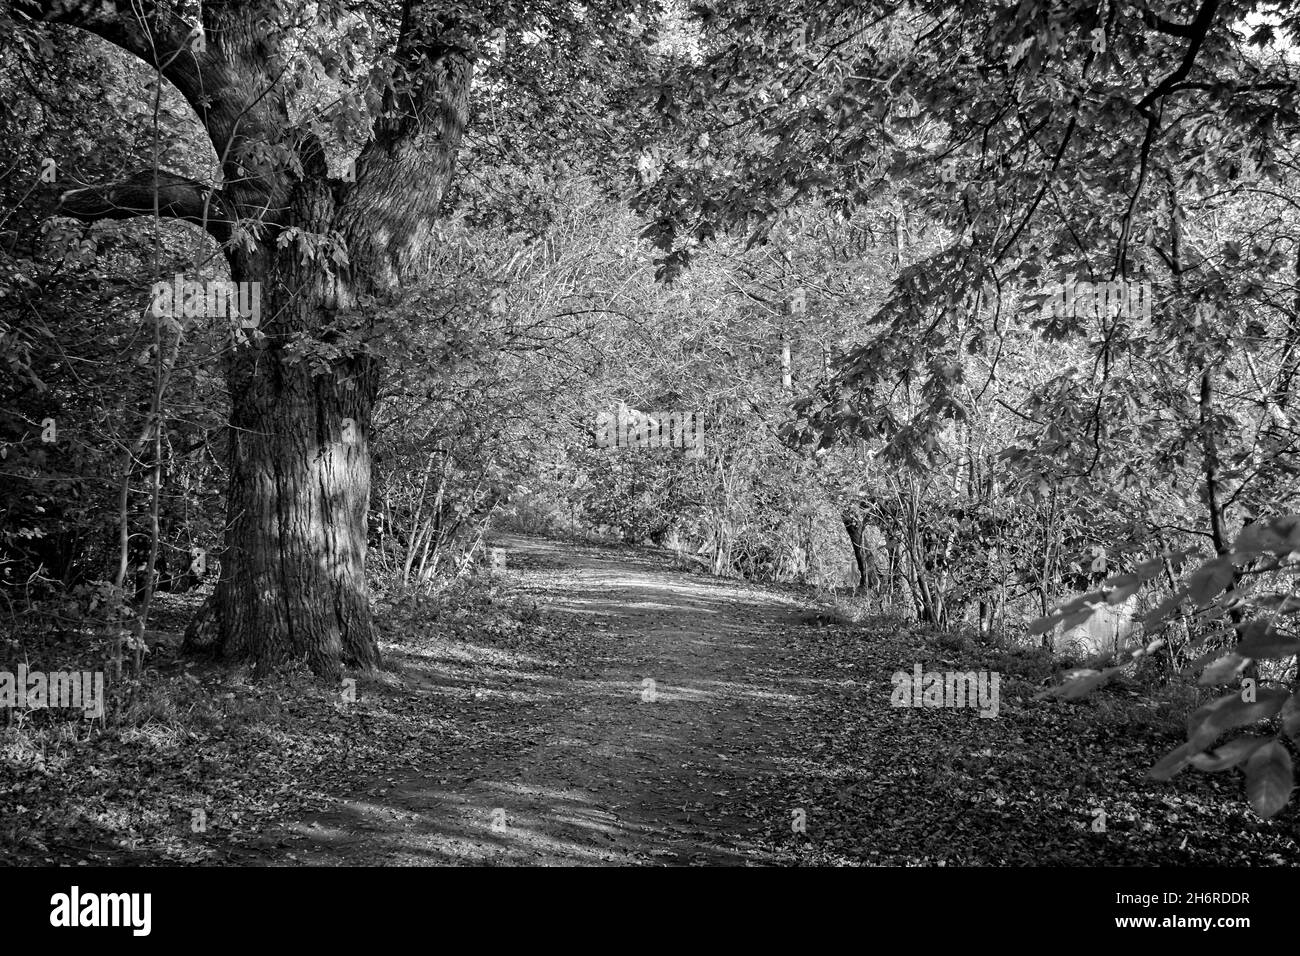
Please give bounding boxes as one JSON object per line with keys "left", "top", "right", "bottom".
{"left": 232, "top": 534, "right": 1298, "bottom": 866}
{"left": 262, "top": 535, "right": 822, "bottom": 865}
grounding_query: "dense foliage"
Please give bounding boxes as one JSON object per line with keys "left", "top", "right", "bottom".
{"left": 2, "top": 0, "right": 1298, "bottom": 824}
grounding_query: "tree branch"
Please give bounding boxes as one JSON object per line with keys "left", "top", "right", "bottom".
{"left": 336, "top": 0, "right": 475, "bottom": 289}
{"left": 15, "top": 0, "right": 291, "bottom": 236}
{"left": 1136, "top": 0, "right": 1221, "bottom": 112}
{"left": 58, "top": 169, "right": 234, "bottom": 242}
{"left": 12, "top": 1, "right": 202, "bottom": 86}
{"left": 1140, "top": 8, "right": 1201, "bottom": 38}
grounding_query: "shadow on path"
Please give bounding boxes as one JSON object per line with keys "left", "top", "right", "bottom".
{"left": 253, "top": 534, "right": 821, "bottom": 865}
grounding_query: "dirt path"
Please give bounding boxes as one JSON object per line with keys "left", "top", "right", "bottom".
{"left": 8, "top": 531, "right": 1296, "bottom": 866}
{"left": 267, "top": 534, "right": 831, "bottom": 865}
{"left": 226, "top": 534, "right": 1298, "bottom": 867}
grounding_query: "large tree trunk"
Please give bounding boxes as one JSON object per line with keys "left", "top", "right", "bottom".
{"left": 180, "top": 231, "right": 385, "bottom": 676}
{"left": 205, "top": 348, "right": 380, "bottom": 675}
{"left": 193, "top": 174, "right": 389, "bottom": 676}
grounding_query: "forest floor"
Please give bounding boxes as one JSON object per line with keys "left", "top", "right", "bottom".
{"left": 3, "top": 533, "right": 1297, "bottom": 865}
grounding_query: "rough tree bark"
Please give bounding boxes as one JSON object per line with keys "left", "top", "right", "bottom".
{"left": 21, "top": 0, "right": 473, "bottom": 677}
